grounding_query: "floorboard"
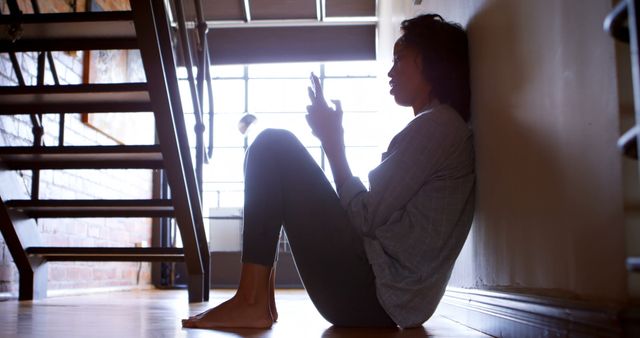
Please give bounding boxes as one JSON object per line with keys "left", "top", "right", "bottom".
{"left": 0, "top": 289, "right": 490, "bottom": 338}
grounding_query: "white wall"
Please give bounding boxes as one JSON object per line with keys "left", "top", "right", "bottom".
{"left": 379, "top": 0, "right": 628, "bottom": 302}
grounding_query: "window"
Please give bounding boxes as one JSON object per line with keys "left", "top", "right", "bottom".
{"left": 178, "top": 61, "right": 387, "bottom": 213}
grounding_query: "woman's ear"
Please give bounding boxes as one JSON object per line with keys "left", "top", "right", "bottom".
{"left": 412, "top": 49, "right": 424, "bottom": 72}
{"left": 413, "top": 52, "right": 432, "bottom": 92}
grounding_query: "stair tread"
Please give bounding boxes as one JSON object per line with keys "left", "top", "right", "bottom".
{"left": 26, "top": 246, "right": 184, "bottom": 262}
{"left": 0, "top": 145, "right": 164, "bottom": 170}
{"left": 0, "top": 11, "right": 137, "bottom": 52}
{"left": 0, "top": 83, "right": 151, "bottom": 114}
{"left": 6, "top": 199, "right": 174, "bottom": 218}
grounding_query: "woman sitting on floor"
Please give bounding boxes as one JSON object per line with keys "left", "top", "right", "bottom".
{"left": 182, "top": 13, "right": 475, "bottom": 330}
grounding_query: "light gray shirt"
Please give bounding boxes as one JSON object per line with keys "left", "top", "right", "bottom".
{"left": 338, "top": 102, "right": 475, "bottom": 328}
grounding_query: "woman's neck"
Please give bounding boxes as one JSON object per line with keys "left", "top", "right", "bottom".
{"left": 412, "top": 95, "right": 435, "bottom": 115}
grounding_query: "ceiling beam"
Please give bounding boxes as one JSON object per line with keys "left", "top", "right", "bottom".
{"left": 181, "top": 18, "right": 376, "bottom": 29}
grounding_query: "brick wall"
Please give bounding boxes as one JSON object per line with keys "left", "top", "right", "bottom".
{"left": 0, "top": 0, "right": 154, "bottom": 295}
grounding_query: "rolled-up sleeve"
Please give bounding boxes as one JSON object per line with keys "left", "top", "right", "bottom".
{"left": 337, "top": 176, "right": 367, "bottom": 209}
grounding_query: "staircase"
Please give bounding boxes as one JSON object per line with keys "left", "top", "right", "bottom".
{"left": 0, "top": 0, "right": 211, "bottom": 302}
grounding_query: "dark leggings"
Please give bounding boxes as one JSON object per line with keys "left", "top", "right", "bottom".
{"left": 241, "top": 129, "right": 396, "bottom": 328}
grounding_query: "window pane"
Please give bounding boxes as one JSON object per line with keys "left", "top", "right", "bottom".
{"left": 212, "top": 65, "right": 245, "bottom": 78}
{"left": 345, "top": 146, "right": 380, "bottom": 181}
{"left": 324, "top": 60, "right": 378, "bottom": 77}
{"left": 205, "top": 148, "right": 246, "bottom": 182}
{"left": 179, "top": 79, "right": 224, "bottom": 116}
{"left": 200, "top": 60, "right": 383, "bottom": 210}
{"left": 248, "top": 79, "right": 309, "bottom": 113}
{"left": 323, "top": 78, "right": 380, "bottom": 112}
{"left": 176, "top": 67, "right": 188, "bottom": 79}
{"left": 183, "top": 113, "right": 196, "bottom": 146}
{"left": 212, "top": 79, "right": 245, "bottom": 113}
{"left": 178, "top": 80, "right": 195, "bottom": 113}
{"left": 342, "top": 112, "right": 383, "bottom": 146}
{"left": 218, "top": 191, "right": 245, "bottom": 208}
{"left": 212, "top": 113, "right": 246, "bottom": 148}
{"left": 306, "top": 147, "right": 324, "bottom": 169}
{"left": 248, "top": 113, "right": 319, "bottom": 147}
{"left": 249, "top": 62, "right": 319, "bottom": 78}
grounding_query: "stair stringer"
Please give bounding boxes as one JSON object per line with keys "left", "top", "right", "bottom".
{"left": 0, "top": 167, "right": 47, "bottom": 300}
{"left": 152, "top": 2, "right": 211, "bottom": 302}
{"left": 131, "top": 0, "right": 209, "bottom": 303}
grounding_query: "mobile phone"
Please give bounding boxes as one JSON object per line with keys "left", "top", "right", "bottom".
{"left": 309, "top": 72, "right": 325, "bottom": 105}
{"left": 309, "top": 73, "right": 318, "bottom": 96}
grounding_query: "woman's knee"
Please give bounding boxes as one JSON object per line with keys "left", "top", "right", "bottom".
{"left": 254, "top": 128, "right": 296, "bottom": 145}
{"left": 250, "top": 129, "right": 301, "bottom": 154}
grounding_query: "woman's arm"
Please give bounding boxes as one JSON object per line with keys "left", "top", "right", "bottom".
{"left": 305, "top": 73, "right": 353, "bottom": 189}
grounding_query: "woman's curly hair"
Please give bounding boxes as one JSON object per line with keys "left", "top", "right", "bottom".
{"left": 399, "top": 14, "right": 471, "bottom": 122}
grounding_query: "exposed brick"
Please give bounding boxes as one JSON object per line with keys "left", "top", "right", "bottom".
{"left": 0, "top": 264, "right": 13, "bottom": 281}
{"left": 73, "top": 223, "right": 88, "bottom": 236}
{"left": 67, "top": 266, "right": 92, "bottom": 280}
{"left": 87, "top": 225, "right": 101, "bottom": 238}
{"left": 0, "top": 0, "right": 152, "bottom": 294}
{"left": 48, "top": 266, "right": 66, "bottom": 282}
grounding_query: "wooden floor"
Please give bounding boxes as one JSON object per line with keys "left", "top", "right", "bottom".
{"left": 0, "top": 289, "right": 490, "bottom": 338}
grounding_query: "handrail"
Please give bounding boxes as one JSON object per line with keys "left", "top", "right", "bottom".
{"left": 206, "top": 57, "right": 214, "bottom": 160}
{"left": 190, "top": 0, "right": 215, "bottom": 162}
{"left": 173, "top": 1, "right": 204, "bottom": 129}
{"left": 170, "top": 0, "right": 215, "bottom": 200}
{"left": 172, "top": 0, "right": 204, "bottom": 196}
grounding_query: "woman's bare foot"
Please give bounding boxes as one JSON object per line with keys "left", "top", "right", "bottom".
{"left": 182, "top": 294, "right": 273, "bottom": 329}
{"left": 182, "top": 263, "right": 275, "bottom": 330}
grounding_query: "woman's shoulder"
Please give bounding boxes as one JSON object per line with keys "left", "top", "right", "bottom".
{"left": 410, "top": 103, "right": 472, "bottom": 138}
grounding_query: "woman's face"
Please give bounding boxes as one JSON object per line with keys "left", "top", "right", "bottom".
{"left": 388, "top": 40, "right": 432, "bottom": 113}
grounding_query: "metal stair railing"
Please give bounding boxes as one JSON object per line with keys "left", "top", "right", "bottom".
{"left": 171, "top": 0, "right": 216, "bottom": 198}
{"left": 155, "top": 0, "right": 215, "bottom": 293}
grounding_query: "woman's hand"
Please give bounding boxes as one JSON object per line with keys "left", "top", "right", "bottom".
{"left": 306, "top": 73, "right": 353, "bottom": 188}
{"left": 306, "top": 73, "right": 344, "bottom": 156}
